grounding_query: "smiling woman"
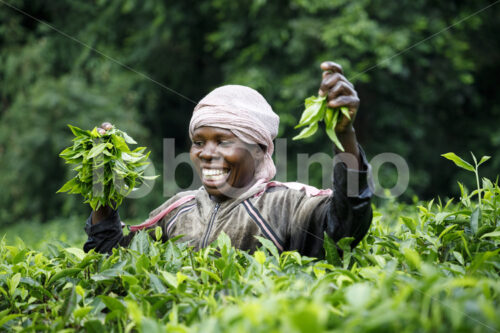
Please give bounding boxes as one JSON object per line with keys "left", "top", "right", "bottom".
{"left": 84, "top": 62, "right": 373, "bottom": 258}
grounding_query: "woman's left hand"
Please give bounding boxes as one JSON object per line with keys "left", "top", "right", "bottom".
{"left": 318, "top": 61, "right": 360, "bottom": 134}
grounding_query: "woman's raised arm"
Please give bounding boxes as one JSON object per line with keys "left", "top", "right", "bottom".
{"left": 318, "top": 61, "right": 361, "bottom": 168}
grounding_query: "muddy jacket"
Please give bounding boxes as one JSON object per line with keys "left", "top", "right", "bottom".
{"left": 84, "top": 148, "right": 373, "bottom": 258}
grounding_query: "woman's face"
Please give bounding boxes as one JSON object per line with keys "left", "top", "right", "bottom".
{"left": 190, "top": 126, "right": 261, "bottom": 201}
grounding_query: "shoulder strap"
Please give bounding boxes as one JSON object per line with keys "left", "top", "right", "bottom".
{"left": 253, "top": 181, "right": 332, "bottom": 198}
{"left": 129, "top": 195, "right": 196, "bottom": 232}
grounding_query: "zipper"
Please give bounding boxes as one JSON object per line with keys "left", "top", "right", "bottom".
{"left": 201, "top": 203, "right": 220, "bottom": 248}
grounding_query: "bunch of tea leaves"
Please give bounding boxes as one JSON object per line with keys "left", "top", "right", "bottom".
{"left": 293, "top": 95, "right": 350, "bottom": 151}
{"left": 57, "top": 125, "right": 155, "bottom": 210}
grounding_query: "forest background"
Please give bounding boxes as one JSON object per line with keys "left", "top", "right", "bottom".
{"left": 0, "top": 0, "right": 499, "bottom": 229}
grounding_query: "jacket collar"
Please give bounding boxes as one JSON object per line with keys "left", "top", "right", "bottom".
{"left": 194, "top": 180, "right": 268, "bottom": 220}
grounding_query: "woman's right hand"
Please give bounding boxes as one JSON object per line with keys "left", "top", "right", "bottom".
{"left": 92, "top": 205, "right": 114, "bottom": 224}
{"left": 91, "top": 122, "right": 114, "bottom": 224}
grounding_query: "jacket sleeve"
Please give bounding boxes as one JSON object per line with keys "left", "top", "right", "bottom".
{"left": 83, "top": 210, "right": 124, "bottom": 253}
{"left": 288, "top": 145, "right": 373, "bottom": 257}
{"left": 83, "top": 210, "right": 163, "bottom": 253}
{"left": 326, "top": 145, "right": 373, "bottom": 248}
{"left": 83, "top": 193, "right": 189, "bottom": 253}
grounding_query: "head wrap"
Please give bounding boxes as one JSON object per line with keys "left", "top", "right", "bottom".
{"left": 189, "top": 85, "right": 279, "bottom": 181}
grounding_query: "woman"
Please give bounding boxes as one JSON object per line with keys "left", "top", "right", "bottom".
{"left": 84, "top": 61, "right": 373, "bottom": 258}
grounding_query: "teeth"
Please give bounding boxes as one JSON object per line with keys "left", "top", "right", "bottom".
{"left": 202, "top": 168, "right": 228, "bottom": 180}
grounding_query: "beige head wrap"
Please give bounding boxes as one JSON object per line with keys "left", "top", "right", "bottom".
{"left": 189, "top": 85, "right": 279, "bottom": 181}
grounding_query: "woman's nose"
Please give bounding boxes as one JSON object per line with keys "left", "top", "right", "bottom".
{"left": 199, "top": 142, "right": 218, "bottom": 161}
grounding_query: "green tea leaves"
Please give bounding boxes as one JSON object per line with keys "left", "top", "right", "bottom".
{"left": 293, "top": 95, "right": 349, "bottom": 151}
{"left": 58, "top": 124, "right": 156, "bottom": 210}
{"left": 442, "top": 152, "right": 491, "bottom": 208}
{"left": 441, "top": 153, "right": 475, "bottom": 172}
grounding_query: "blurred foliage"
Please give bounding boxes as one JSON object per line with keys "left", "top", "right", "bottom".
{"left": 0, "top": 216, "right": 87, "bottom": 251}
{"left": 0, "top": 0, "right": 499, "bottom": 226}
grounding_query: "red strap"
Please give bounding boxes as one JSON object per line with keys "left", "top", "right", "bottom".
{"left": 129, "top": 195, "right": 196, "bottom": 232}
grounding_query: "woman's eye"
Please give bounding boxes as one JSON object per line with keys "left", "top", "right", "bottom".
{"left": 219, "top": 140, "right": 233, "bottom": 146}
{"left": 193, "top": 141, "right": 203, "bottom": 147}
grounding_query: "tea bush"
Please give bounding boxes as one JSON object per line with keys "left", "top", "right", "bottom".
{"left": 1, "top": 173, "right": 499, "bottom": 332}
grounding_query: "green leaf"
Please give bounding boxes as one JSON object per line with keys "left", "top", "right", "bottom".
{"left": 62, "top": 286, "right": 77, "bottom": 324}
{"left": 149, "top": 273, "right": 168, "bottom": 294}
{"left": 0, "top": 314, "right": 22, "bottom": 327}
{"left": 441, "top": 153, "right": 475, "bottom": 172}
{"left": 400, "top": 216, "right": 416, "bottom": 233}
{"left": 90, "top": 127, "right": 100, "bottom": 138}
{"left": 295, "top": 98, "right": 324, "bottom": 128}
{"left": 149, "top": 273, "right": 168, "bottom": 295}
{"left": 120, "top": 131, "right": 137, "bottom": 144}
{"left": 403, "top": 247, "right": 422, "bottom": 269}
{"left": 323, "top": 232, "right": 342, "bottom": 266}
{"left": 130, "top": 231, "right": 150, "bottom": 254}
{"left": 255, "top": 236, "right": 280, "bottom": 260}
{"left": 325, "top": 110, "right": 345, "bottom": 152}
{"left": 8, "top": 273, "right": 21, "bottom": 296}
{"left": 57, "top": 178, "right": 78, "bottom": 193}
{"left": 337, "top": 237, "right": 355, "bottom": 252}
{"left": 216, "top": 231, "right": 232, "bottom": 250}
{"left": 160, "top": 270, "right": 179, "bottom": 288}
{"left": 324, "top": 107, "right": 333, "bottom": 127}
{"left": 197, "top": 268, "right": 222, "bottom": 283}
{"left": 60, "top": 146, "right": 77, "bottom": 158}
{"left": 48, "top": 268, "right": 82, "bottom": 285}
{"left": 64, "top": 247, "right": 86, "bottom": 260}
{"left": 478, "top": 155, "right": 491, "bottom": 166}
{"left": 438, "top": 224, "right": 458, "bottom": 239}
{"left": 254, "top": 250, "right": 266, "bottom": 265}
{"left": 293, "top": 122, "right": 318, "bottom": 140}
{"left": 452, "top": 251, "right": 464, "bottom": 265}
{"left": 100, "top": 296, "right": 126, "bottom": 312}
{"left": 86, "top": 143, "right": 108, "bottom": 159}
{"left": 470, "top": 207, "right": 481, "bottom": 234}
{"left": 84, "top": 319, "right": 105, "bottom": 332}
{"left": 345, "top": 283, "right": 371, "bottom": 309}
{"left": 155, "top": 226, "right": 163, "bottom": 241}
{"left": 480, "top": 230, "right": 500, "bottom": 239}
{"left": 73, "top": 306, "right": 93, "bottom": 320}
{"left": 68, "top": 124, "right": 90, "bottom": 137}
{"left": 111, "top": 134, "right": 130, "bottom": 153}
{"left": 340, "top": 106, "right": 351, "bottom": 120}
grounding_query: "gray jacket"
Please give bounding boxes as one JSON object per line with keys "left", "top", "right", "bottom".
{"left": 84, "top": 149, "right": 373, "bottom": 258}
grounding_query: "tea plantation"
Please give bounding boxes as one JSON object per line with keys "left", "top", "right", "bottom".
{"left": 1, "top": 175, "right": 499, "bottom": 332}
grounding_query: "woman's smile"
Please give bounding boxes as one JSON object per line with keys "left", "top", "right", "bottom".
{"left": 201, "top": 167, "right": 230, "bottom": 186}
